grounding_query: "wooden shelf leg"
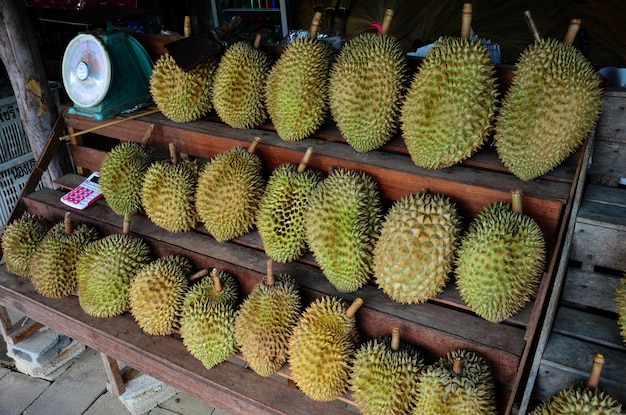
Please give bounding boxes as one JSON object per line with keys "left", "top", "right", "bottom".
{"left": 101, "top": 352, "right": 126, "bottom": 396}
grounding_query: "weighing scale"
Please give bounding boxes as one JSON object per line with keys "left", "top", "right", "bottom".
{"left": 62, "top": 28, "right": 153, "bottom": 120}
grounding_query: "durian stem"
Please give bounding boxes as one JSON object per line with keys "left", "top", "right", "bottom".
{"left": 460, "top": 3, "right": 472, "bottom": 40}
{"left": 254, "top": 33, "right": 263, "bottom": 49}
{"left": 169, "top": 143, "right": 179, "bottom": 165}
{"left": 189, "top": 269, "right": 209, "bottom": 283}
{"left": 419, "top": 188, "right": 429, "bottom": 196}
{"left": 587, "top": 353, "right": 605, "bottom": 391}
{"left": 563, "top": 18, "right": 581, "bottom": 46}
{"left": 345, "top": 297, "right": 363, "bottom": 318}
{"left": 64, "top": 212, "right": 72, "bottom": 235}
{"left": 453, "top": 358, "right": 464, "bottom": 375}
{"left": 266, "top": 258, "right": 275, "bottom": 286}
{"left": 380, "top": 9, "right": 393, "bottom": 36}
{"left": 248, "top": 137, "right": 261, "bottom": 154}
{"left": 391, "top": 327, "right": 400, "bottom": 351}
{"left": 184, "top": 16, "right": 191, "bottom": 38}
{"left": 310, "top": 11, "right": 322, "bottom": 39}
{"left": 524, "top": 10, "right": 542, "bottom": 42}
{"left": 140, "top": 124, "right": 155, "bottom": 149}
{"left": 297, "top": 147, "right": 314, "bottom": 173}
{"left": 122, "top": 213, "right": 131, "bottom": 234}
{"left": 211, "top": 268, "right": 223, "bottom": 293}
{"left": 511, "top": 189, "right": 524, "bottom": 214}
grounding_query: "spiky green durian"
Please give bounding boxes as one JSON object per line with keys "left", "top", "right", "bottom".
{"left": 455, "top": 197, "right": 546, "bottom": 323}
{"left": 530, "top": 386, "right": 623, "bottom": 415}
{"left": 212, "top": 40, "right": 272, "bottom": 129}
{"left": 29, "top": 215, "right": 99, "bottom": 298}
{"left": 351, "top": 328, "right": 425, "bottom": 415}
{"left": 495, "top": 37, "right": 602, "bottom": 181}
{"left": 141, "top": 157, "right": 199, "bottom": 233}
{"left": 616, "top": 273, "right": 626, "bottom": 344}
{"left": 129, "top": 255, "right": 192, "bottom": 335}
{"left": 374, "top": 190, "right": 462, "bottom": 304}
{"left": 99, "top": 141, "right": 152, "bottom": 216}
{"left": 288, "top": 296, "right": 362, "bottom": 401}
{"left": 400, "top": 37, "right": 498, "bottom": 169}
{"left": 329, "top": 32, "right": 408, "bottom": 152}
{"left": 180, "top": 269, "right": 239, "bottom": 369}
{"left": 77, "top": 233, "right": 152, "bottom": 317}
{"left": 149, "top": 52, "right": 217, "bottom": 123}
{"left": 1, "top": 214, "right": 51, "bottom": 277}
{"left": 195, "top": 140, "right": 265, "bottom": 242}
{"left": 305, "top": 168, "right": 382, "bottom": 292}
{"left": 234, "top": 268, "right": 301, "bottom": 377}
{"left": 265, "top": 35, "right": 334, "bottom": 141}
{"left": 256, "top": 153, "right": 323, "bottom": 263}
{"left": 413, "top": 349, "right": 496, "bottom": 415}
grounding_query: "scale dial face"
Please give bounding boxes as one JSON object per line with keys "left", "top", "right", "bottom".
{"left": 62, "top": 33, "right": 112, "bottom": 108}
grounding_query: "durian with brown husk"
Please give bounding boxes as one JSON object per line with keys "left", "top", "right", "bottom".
{"left": 141, "top": 143, "right": 199, "bottom": 233}
{"left": 29, "top": 212, "right": 99, "bottom": 298}
{"left": 494, "top": 15, "right": 603, "bottom": 181}
{"left": 400, "top": 3, "right": 498, "bottom": 169}
{"left": 180, "top": 268, "right": 240, "bottom": 369}
{"left": 530, "top": 354, "right": 622, "bottom": 414}
{"left": 455, "top": 190, "right": 546, "bottom": 323}
{"left": 412, "top": 349, "right": 496, "bottom": 415}
{"left": 234, "top": 259, "right": 301, "bottom": 377}
{"left": 212, "top": 34, "right": 272, "bottom": 129}
{"left": 1, "top": 213, "right": 51, "bottom": 277}
{"left": 374, "top": 189, "right": 462, "bottom": 304}
{"left": 617, "top": 273, "right": 626, "bottom": 344}
{"left": 288, "top": 296, "right": 362, "bottom": 401}
{"left": 265, "top": 12, "right": 335, "bottom": 141}
{"left": 99, "top": 124, "right": 155, "bottom": 216}
{"left": 128, "top": 255, "right": 194, "bottom": 336}
{"left": 329, "top": 9, "right": 409, "bottom": 152}
{"left": 77, "top": 214, "right": 152, "bottom": 317}
{"left": 351, "top": 327, "right": 425, "bottom": 415}
{"left": 256, "top": 147, "right": 323, "bottom": 263}
{"left": 305, "top": 168, "right": 382, "bottom": 293}
{"left": 195, "top": 137, "right": 265, "bottom": 242}
{"left": 149, "top": 51, "right": 218, "bottom": 123}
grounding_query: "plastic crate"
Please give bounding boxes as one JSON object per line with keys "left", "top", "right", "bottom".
{"left": 0, "top": 154, "right": 36, "bottom": 228}
{"left": 0, "top": 95, "right": 31, "bottom": 164}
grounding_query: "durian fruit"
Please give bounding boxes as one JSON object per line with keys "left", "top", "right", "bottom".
{"left": 256, "top": 147, "right": 323, "bottom": 263}
{"left": 530, "top": 354, "right": 622, "bottom": 414}
{"left": 412, "top": 349, "right": 496, "bottom": 415}
{"left": 180, "top": 268, "right": 239, "bottom": 369}
{"left": 234, "top": 259, "right": 301, "bottom": 377}
{"left": 494, "top": 16, "right": 603, "bottom": 181}
{"left": 351, "top": 327, "right": 425, "bottom": 415}
{"left": 149, "top": 51, "right": 218, "bottom": 123}
{"left": 288, "top": 296, "right": 362, "bottom": 401}
{"left": 30, "top": 212, "right": 99, "bottom": 298}
{"left": 265, "top": 12, "right": 335, "bottom": 141}
{"left": 128, "top": 255, "right": 193, "bottom": 335}
{"left": 374, "top": 189, "right": 462, "bottom": 304}
{"left": 195, "top": 137, "right": 265, "bottom": 242}
{"left": 455, "top": 190, "right": 546, "bottom": 323}
{"left": 99, "top": 124, "right": 155, "bottom": 216}
{"left": 305, "top": 168, "right": 382, "bottom": 293}
{"left": 77, "top": 214, "right": 152, "bottom": 317}
{"left": 141, "top": 143, "right": 199, "bottom": 233}
{"left": 212, "top": 34, "right": 272, "bottom": 129}
{"left": 617, "top": 273, "right": 626, "bottom": 344}
{"left": 329, "top": 9, "right": 409, "bottom": 152}
{"left": 1, "top": 213, "right": 51, "bottom": 277}
{"left": 400, "top": 3, "right": 498, "bottom": 169}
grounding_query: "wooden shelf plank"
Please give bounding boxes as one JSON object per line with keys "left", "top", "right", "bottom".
{"left": 561, "top": 267, "right": 620, "bottom": 313}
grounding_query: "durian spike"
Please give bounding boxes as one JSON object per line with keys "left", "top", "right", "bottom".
{"left": 254, "top": 33, "right": 263, "bottom": 49}
{"left": 345, "top": 297, "right": 363, "bottom": 318}
{"left": 266, "top": 258, "right": 275, "bottom": 286}
{"left": 380, "top": 9, "right": 393, "bottom": 36}
{"left": 587, "top": 353, "right": 605, "bottom": 391}
{"left": 453, "top": 357, "right": 464, "bottom": 375}
{"left": 140, "top": 124, "right": 156, "bottom": 149}
{"left": 184, "top": 15, "right": 192, "bottom": 38}
{"left": 563, "top": 18, "right": 581, "bottom": 46}
{"left": 169, "top": 142, "right": 179, "bottom": 165}
{"left": 511, "top": 189, "right": 524, "bottom": 214}
{"left": 460, "top": 3, "right": 472, "bottom": 40}
{"left": 211, "top": 268, "right": 223, "bottom": 293}
{"left": 122, "top": 213, "right": 132, "bottom": 234}
{"left": 247, "top": 137, "right": 261, "bottom": 155}
{"left": 524, "top": 10, "right": 542, "bottom": 42}
{"left": 64, "top": 212, "right": 72, "bottom": 235}
{"left": 310, "top": 11, "right": 322, "bottom": 39}
{"left": 296, "top": 147, "right": 314, "bottom": 173}
{"left": 390, "top": 327, "right": 401, "bottom": 351}
{"left": 189, "top": 268, "right": 209, "bottom": 283}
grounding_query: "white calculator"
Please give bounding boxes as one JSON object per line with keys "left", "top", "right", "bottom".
{"left": 60, "top": 172, "right": 103, "bottom": 210}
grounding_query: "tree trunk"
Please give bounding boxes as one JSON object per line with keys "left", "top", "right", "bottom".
{"left": 0, "top": 0, "right": 66, "bottom": 188}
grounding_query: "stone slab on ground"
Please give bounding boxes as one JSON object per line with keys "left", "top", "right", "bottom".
{"left": 0, "top": 370, "right": 50, "bottom": 415}
{"left": 84, "top": 389, "right": 133, "bottom": 415}
{"left": 13, "top": 339, "right": 86, "bottom": 380}
{"left": 118, "top": 372, "right": 178, "bottom": 415}
{"left": 5, "top": 328, "right": 71, "bottom": 367}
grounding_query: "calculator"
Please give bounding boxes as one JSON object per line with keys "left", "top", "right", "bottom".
{"left": 60, "top": 172, "right": 103, "bottom": 210}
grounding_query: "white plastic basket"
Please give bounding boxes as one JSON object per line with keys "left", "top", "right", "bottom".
{"left": 0, "top": 154, "right": 36, "bottom": 228}
{"left": 0, "top": 95, "right": 31, "bottom": 164}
